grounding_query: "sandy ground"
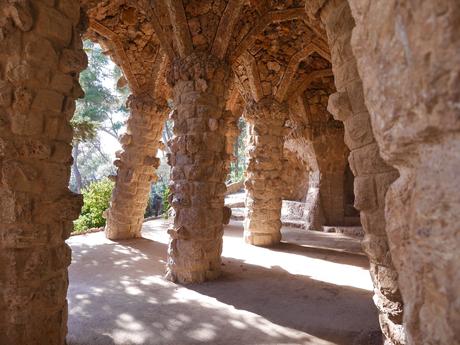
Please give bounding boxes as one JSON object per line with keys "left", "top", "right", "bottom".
{"left": 67, "top": 220, "right": 381, "bottom": 345}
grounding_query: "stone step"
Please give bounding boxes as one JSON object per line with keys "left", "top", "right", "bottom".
{"left": 229, "top": 206, "right": 363, "bottom": 238}
{"left": 344, "top": 216, "right": 361, "bottom": 226}
{"left": 323, "top": 225, "right": 364, "bottom": 238}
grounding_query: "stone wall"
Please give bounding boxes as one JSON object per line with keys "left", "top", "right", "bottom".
{"left": 280, "top": 148, "right": 309, "bottom": 201}
{"left": 348, "top": 1, "right": 460, "bottom": 344}
{"left": 0, "top": 0, "right": 85, "bottom": 343}
{"left": 286, "top": 76, "right": 349, "bottom": 228}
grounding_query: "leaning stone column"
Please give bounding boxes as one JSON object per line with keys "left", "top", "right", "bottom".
{"left": 306, "top": 1, "right": 405, "bottom": 344}
{"left": 243, "top": 98, "right": 287, "bottom": 246}
{"left": 0, "top": 1, "right": 85, "bottom": 343}
{"left": 105, "top": 94, "right": 167, "bottom": 240}
{"left": 347, "top": 1, "right": 460, "bottom": 344}
{"left": 166, "top": 53, "right": 231, "bottom": 283}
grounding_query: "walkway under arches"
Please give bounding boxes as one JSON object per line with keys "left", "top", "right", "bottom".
{"left": 67, "top": 219, "right": 381, "bottom": 345}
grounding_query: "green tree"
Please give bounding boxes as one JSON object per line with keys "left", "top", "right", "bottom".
{"left": 70, "top": 40, "right": 129, "bottom": 192}
{"left": 229, "top": 117, "right": 248, "bottom": 182}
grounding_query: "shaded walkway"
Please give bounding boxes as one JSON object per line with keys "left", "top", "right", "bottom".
{"left": 67, "top": 220, "right": 381, "bottom": 345}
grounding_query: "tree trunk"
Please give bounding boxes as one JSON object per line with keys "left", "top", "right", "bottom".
{"left": 72, "top": 143, "right": 82, "bottom": 193}
{"left": 234, "top": 138, "right": 239, "bottom": 178}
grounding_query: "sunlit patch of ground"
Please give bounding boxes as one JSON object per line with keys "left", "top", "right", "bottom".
{"left": 67, "top": 219, "right": 381, "bottom": 345}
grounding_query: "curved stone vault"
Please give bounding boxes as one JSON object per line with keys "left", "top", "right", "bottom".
{"left": 0, "top": 0, "right": 458, "bottom": 345}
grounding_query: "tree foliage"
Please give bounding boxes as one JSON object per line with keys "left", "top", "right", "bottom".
{"left": 229, "top": 117, "right": 248, "bottom": 182}
{"left": 70, "top": 40, "right": 129, "bottom": 192}
{"left": 73, "top": 178, "right": 114, "bottom": 233}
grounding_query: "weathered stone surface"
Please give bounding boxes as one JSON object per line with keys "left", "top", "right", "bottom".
{"left": 348, "top": 1, "right": 460, "bottom": 344}
{"left": 308, "top": 1, "right": 405, "bottom": 343}
{"left": 243, "top": 97, "right": 287, "bottom": 246}
{"left": 0, "top": 0, "right": 84, "bottom": 343}
{"left": 104, "top": 94, "right": 167, "bottom": 240}
{"left": 280, "top": 148, "right": 309, "bottom": 201}
{"left": 166, "top": 52, "right": 231, "bottom": 283}
{"left": 1, "top": 1, "right": 457, "bottom": 344}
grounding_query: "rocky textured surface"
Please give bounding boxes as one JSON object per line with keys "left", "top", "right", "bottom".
{"left": 166, "top": 53, "right": 232, "bottom": 283}
{"left": 280, "top": 148, "right": 309, "bottom": 201}
{"left": 287, "top": 76, "right": 349, "bottom": 228}
{"left": 1, "top": 1, "right": 458, "bottom": 344}
{"left": 104, "top": 94, "right": 167, "bottom": 240}
{"left": 0, "top": 0, "right": 85, "bottom": 343}
{"left": 306, "top": 1, "right": 405, "bottom": 343}
{"left": 347, "top": 1, "right": 460, "bottom": 344}
{"left": 243, "top": 98, "right": 287, "bottom": 246}
{"left": 85, "top": 0, "right": 171, "bottom": 240}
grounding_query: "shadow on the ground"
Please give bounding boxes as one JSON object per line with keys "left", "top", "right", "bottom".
{"left": 272, "top": 242, "right": 369, "bottom": 269}
{"left": 67, "top": 226, "right": 381, "bottom": 345}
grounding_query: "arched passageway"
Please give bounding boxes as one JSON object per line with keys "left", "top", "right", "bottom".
{"left": 0, "top": 1, "right": 458, "bottom": 345}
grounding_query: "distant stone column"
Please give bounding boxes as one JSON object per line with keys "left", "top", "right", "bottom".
{"left": 243, "top": 98, "right": 287, "bottom": 246}
{"left": 166, "top": 53, "right": 231, "bottom": 283}
{"left": 0, "top": 1, "right": 85, "bottom": 343}
{"left": 105, "top": 94, "right": 167, "bottom": 240}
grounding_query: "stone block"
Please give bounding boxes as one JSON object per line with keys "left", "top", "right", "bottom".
{"left": 346, "top": 79, "right": 367, "bottom": 114}
{"left": 24, "top": 38, "right": 58, "bottom": 68}
{"left": 344, "top": 111, "right": 374, "bottom": 149}
{"left": 32, "top": 90, "right": 64, "bottom": 112}
{"left": 59, "top": 49, "right": 88, "bottom": 74}
{"left": 35, "top": 4, "right": 72, "bottom": 46}
{"left": 327, "top": 91, "right": 353, "bottom": 122}
{"left": 349, "top": 143, "right": 392, "bottom": 176}
{"left": 354, "top": 175, "right": 377, "bottom": 211}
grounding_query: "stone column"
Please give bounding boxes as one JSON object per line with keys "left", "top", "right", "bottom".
{"left": 348, "top": 1, "right": 460, "bottom": 344}
{"left": 304, "top": 171, "right": 325, "bottom": 230}
{"left": 105, "top": 94, "right": 167, "bottom": 240}
{"left": 0, "top": 1, "right": 85, "bottom": 343}
{"left": 166, "top": 53, "right": 231, "bottom": 284}
{"left": 243, "top": 98, "right": 287, "bottom": 246}
{"left": 306, "top": 1, "right": 405, "bottom": 344}
{"left": 314, "top": 129, "right": 348, "bottom": 226}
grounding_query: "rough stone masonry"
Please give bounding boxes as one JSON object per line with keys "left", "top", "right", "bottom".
{"left": 0, "top": 1, "right": 458, "bottom": 344}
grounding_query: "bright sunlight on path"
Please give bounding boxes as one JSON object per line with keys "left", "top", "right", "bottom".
{"left": 67, "top": 219, "right": 381, "bottom": 345}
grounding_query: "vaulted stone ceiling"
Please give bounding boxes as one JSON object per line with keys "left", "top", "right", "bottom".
{"left": 84, "top": 0, "right": 171, "bottom": 104}
{"left": 83, "top": 0, "right": 332, "bottom": 121}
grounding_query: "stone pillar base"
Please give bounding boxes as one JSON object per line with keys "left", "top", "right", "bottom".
{"left": 244, "top": 231, "right": 282, "bottom": 247}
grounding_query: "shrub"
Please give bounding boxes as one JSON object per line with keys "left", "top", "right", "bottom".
{"left": 162, "top": 186, "right": 171, "bottom": 219}
{"left": 73, "top": 178, "right": 114, "bottom": 233}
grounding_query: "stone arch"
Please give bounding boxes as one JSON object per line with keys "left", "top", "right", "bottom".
{"left": 2, "top": 1, "right": 457, "bottom": 344}
{"left": 83, "top": 1, "right": 172, "bottom": 240}
{"left": 286, "top": 74, "right": 350, "bottom": 230}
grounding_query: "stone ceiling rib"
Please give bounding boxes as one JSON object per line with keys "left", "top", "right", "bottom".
{"left": 211, "top": 0, "right": 245, "bottom": 59}
{"left": 275, "top": 42, "right": 326, "bottom": 102}
{"left": 148, "top": 7, "right": 175, "bottom": 59}
{"left": 241, "top": 52, "right": 263, "bottom": 102}
{"left": 231, "top": 8, "right": 308, "bottom": 61}
{"left": 89, "top": 19, "right": 141, "bottom": 93}
{"left": 166, "top": 0, "right": 193, "bottom": 58}
{"left": 289, "top": 68, "right": 334, "bottom": 100}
